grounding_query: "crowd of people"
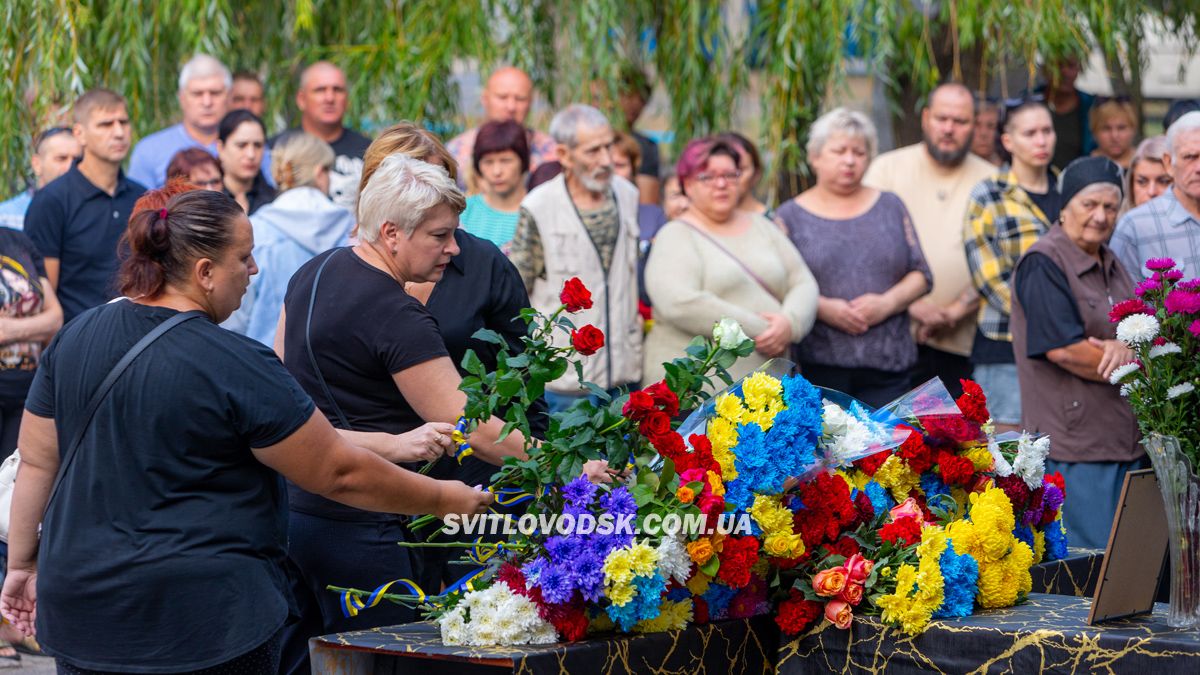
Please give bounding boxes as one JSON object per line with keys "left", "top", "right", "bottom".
{"left": 0, "top": 51, "right": 1197, "bottom": 671}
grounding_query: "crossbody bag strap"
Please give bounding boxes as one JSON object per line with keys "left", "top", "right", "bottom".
{"left": 305, "top": 249, "right": 352, "bottom": 430}
{"left": 678, "top": 218, "right": 784, "bottom": 303}
{"left": 46, "top": 309, "right": 205, "bottom": 509}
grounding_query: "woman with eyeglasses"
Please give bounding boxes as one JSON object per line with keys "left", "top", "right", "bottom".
{"left": 165, "top": 148, "right": 224, "bottom": 191}
{"left": 776, "top": 108, "right": 932, "bottom": 407}
{"left": 641, "top": 137, "right": 818, "bottom": 386}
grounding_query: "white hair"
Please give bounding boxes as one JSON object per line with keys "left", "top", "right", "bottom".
{"left": 178, "top": 54, "right": 232, "bottom": 92}
{"left": 549, "top": 104, "right": 610, "bottom": 148}
{"left": 1167, "top": 111, "right": 1200, "bottom": 160}
{"left": 357, "top": 154, "right": 466, "bottom": 241}
{"left": 806, "top": 107, "right": 878, "bottom": 160}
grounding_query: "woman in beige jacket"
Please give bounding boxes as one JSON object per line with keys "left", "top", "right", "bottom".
{"left": 643, "top": 138, "right": 818, "bottom": 386}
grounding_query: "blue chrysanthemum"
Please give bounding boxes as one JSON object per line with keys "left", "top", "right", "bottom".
{"left": 933, "top": 541, "right": 979, "bottom": 618}
{"left": 863, "top": 480, "right": 895, "bottom": 517}
{"left": 701, "top": 581, "right": 739, "bottom": 620}
{"left": 606, "top": 573, "right": 666, "bottom": 631}
{"left": 1043, "top": 519, "right": 1069, "bottom": 560}
{"left": 1012, "top": 524, "right": 1034, "bottom": 550}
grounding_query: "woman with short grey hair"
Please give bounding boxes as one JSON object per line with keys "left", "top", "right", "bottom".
{"left": 776, "top": 107, "right": 931, "bottom": 407}
{"left": 275, "top": 153, "right": 526, "bottom": 670}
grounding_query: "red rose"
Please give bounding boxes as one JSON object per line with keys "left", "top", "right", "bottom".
{"left": 823, "top": 536, "right": 860, "bottom": 559}
{"left": 559, "top": 277, "right": 593, "bottom": 312}
{"left": 570, "top": 325, "right": 605, "bottom": 355}
{"left": 639, "top": 410, "right": 672, "bottom": 438}
{"left": 622, "top": 391, "right": 655, "bottom": 421}
{"left": 643, "top": 380, "right": 681, "bottom": 417}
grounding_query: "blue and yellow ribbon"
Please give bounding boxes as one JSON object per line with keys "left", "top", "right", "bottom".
{"left": 450, "top": 417, "right": 474, "bottom": 463}
{"left": 339, "top": 578, "right": 427, "bottom": 618}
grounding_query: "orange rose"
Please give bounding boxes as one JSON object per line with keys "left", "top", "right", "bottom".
{"left": 838, "top": 582, "right": 864, "bottom": 606}
{"left": 889, "top": 497, "right": 925, "bottom": 523}
{"left": 844, "top": 553, "right": 874, "bottom": 583}
{"left": 812, "top": 566, "right": 849, "bottom": 597}
{"left": 676, "top": 486, "right": 696, "bottom": 503}
{"left": 825, "top": 600, "right": 853, "bottom": 629}
{"left": 687, "top": 538, "right": 715, "bottom": 565}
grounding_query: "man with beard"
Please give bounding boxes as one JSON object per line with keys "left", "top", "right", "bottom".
{"left": 510, "top": 104, "right": 642, "bottom": 412}
{"left": 864, "top": 83, "right": 996, "bottom": 396}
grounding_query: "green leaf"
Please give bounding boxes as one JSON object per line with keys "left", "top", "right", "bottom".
{"left": 472, "top": 328, "right": 508, "bottom": 347}
{"left": 460, "top": 350, "right": 486, "bottom": 378}
{"left": 700, "top": 555, "right": 720, "bottom": 577}
{"left": 505, "top": 352, "right": 530, "bottom": 368}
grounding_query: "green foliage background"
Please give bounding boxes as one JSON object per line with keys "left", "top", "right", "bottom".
{"left": 1, "top": 0, "right": 1197, "bottom": 196}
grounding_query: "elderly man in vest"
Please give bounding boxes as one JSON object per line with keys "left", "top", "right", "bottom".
{"left": 510, "top": 104, "right": 642, "bottom": 413}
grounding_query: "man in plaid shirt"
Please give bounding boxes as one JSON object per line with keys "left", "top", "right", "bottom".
{"left": 1112, "top": 111, "right": 1200, "bottom": 279}
{"left": 963, "top": 100, "right": 1059, "bottom": 431}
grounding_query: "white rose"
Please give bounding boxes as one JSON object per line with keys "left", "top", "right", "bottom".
{"left": 713, "top": 318, "right": 750, "bottom": 349}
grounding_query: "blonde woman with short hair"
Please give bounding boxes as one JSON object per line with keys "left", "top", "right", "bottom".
{"left": 222, "top": 131, "right": 351, "bottom": 344}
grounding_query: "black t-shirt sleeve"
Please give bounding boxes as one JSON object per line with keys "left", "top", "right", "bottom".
{"left": 636, "top": 134, "right": 660, "bottom": 177}
{"left": 372, "top": 304, "right": 450, "bottom": 375}
{"left": 231, "top": 340, "right": 318, "bottom": 447}
{"left": 24, "top": 331, "right": 59, "bottom": 417}
{"left": 23, "top": 190, "right": 65, "bottom": 259}
{"left": 487, "top": 253, "right": 533, "bottom": 355}
{"left": 1015, "top": 252, "right": 1085, "bottom": 359}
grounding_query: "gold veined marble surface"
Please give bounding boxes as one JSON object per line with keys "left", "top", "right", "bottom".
{"left": 310, "top": 614, "right": 780, "bottom": 675}
{"left": 776, "top": 593, "right": 1200, "bottom": 674}
{"left": 1029, "top": 548, "right": 1104, "bottom": 597}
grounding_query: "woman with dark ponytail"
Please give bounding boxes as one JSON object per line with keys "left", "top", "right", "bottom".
{"left": 0, "top": 188, "right": 492, "bottom": 673}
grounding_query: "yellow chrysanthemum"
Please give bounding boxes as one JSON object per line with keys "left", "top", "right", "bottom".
{"left": 838, "top": 469, "right": 870, "bottom": 492}
{"left": 874, "top": 455, "right": 920, "bottom": 502}
{"left": 714, "top": 393, "right": 745, "bottom": 424}
{"left": 748, "top": 495, "right": 793, "bottom": 535}
{"left": 1033, "top": 529, "right": 1046, "bottom": 564}
{"left": 707, "top": 417, "right": 740, "bottom": 479}
{"left": 607, "top": 582, "right": 636, "bottom": 607}
{"left": 627, "top": 541, "right": 658, "bottom": 576}
{"left": 741, "top": 372, "right": 782, "bottom": 412}
{"left": 745, "top": 408, "right": 779, "bottom": 432}
{"left": 706, "top": 470, "right": 725, "bottom": 496}
{"left": 634, "top": 599, "right": 693, "bottom": 633}
{"left": 686, "top": 571, "right": 712, "bottom": 596}
{"left": 962, "top": 446, "right": 994, "bottom": 472}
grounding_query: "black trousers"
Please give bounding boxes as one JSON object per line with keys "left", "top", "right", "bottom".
{"left": 798, "top": 362, "right": 912, "bottom": 409}
{"left": 908, "top": 345, "right": 974, "bottom": 399}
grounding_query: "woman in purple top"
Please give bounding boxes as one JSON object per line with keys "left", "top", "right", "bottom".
{"left": 777, "top": 108, "right": 932, "bottom": 407}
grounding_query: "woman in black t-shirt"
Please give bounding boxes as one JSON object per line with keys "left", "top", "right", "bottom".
{"left": 0, "top": 190, "right": 492, "bottom": 674}
{"left": 0, "top": 227, "right": 62, "bottom": 458}
{"left": 277, "top": 154, "right": 529, "bottom": 670}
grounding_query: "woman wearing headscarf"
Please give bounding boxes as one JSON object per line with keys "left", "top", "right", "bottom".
{"left": 1011, "top": 156, "right": 1141, "bottom": 549}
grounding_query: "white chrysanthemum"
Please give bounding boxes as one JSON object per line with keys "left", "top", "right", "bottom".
{"left": 1116, "top": 314, "right": 1160, "bottom": 346}
{"left": 439, "top": 584, "right": 559, "bottom": 646}
{"left": 1109, "top": 362, "right": 1141, "bottom": 384}
{"left": 987, "top": 439, "right": 1013, "bottom": 478}
{"left": 1167, "top": 382, "right": 1196, "bottom": 400}
{"left": 656, "top": 535, "right": 692, "bottom": 584}
{"left": 1013, "top": 434, "right": 1051, "bottom": 490}
{"left": 1149, "top": 342, "right": 1183, "bottom": 359}
{"left": 1120, "top": 381, "right": 1142, "bottom": 397}
{"left": 822, "top": 401, "right": 890, "bottom": 466}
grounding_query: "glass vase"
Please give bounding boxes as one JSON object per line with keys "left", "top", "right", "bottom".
{"left": 1142, "top": 433, "right": 1200, "bottom": 628}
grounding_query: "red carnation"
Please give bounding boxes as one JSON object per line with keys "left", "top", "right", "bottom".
{"left": 717, "top": 535, "right": 761, "bottom": 588}
{"left": 824, "top": 535, "right": 861, "bottom": 559}
{"left": 994, "top": 475, "right": 1032, "bottom": 511}
{"left": 879, "top": 516, "right": 922, "bottom": 547}
{"left": 936, "top": 450, "right": 976, "bottom": 486}
{"left": 1047, "top": 471, "right": 1065, "bottom": 493}
{"left": 643, "top": 380, "right": 681, "bottom": 417}
{"left": 570, "top": 325, "right": 605, "bottom": 355}
{"left": 851, "top": 491, "right": 875, "bottom": 528}
{"left": 622, "top": 391, "right": 655, "bottom": 421}
{"left": 853, "top": 449, "right": 892, "bottom": 476}
{"left": 543, "top": 601, "right": 589, "bottom": 641}
{"left": 897, "top": 427, "right": 934, "bottom": 474}
{"left": 651, "top": 430, "right": 687, "bottom": 461}
{"left": 560, "top": 277, "right": 593, "bottom": 312}
{"left": 775, "top": 590, "right": 824, "bottom": 635}
{"left": 956, "top": 379, "right": 991, "bottom": 426}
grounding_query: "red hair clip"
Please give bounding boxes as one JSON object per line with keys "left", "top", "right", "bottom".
{"left": 158, "top": 208, "right": 168, "bottom": 220}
